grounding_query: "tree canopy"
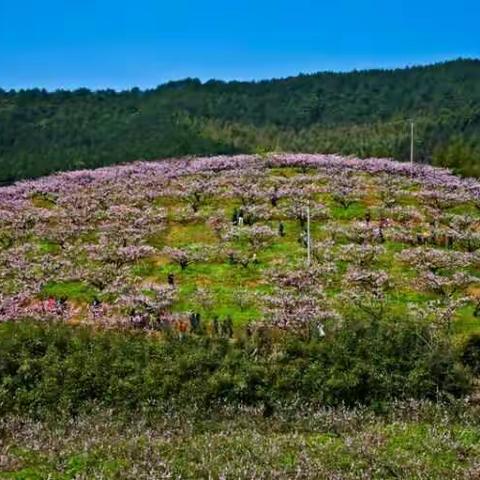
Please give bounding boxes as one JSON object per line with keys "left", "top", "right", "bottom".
{"left": 1, "top": 59, "right": 479, "bottom": 183}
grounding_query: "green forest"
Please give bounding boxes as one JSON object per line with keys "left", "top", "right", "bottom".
{"left": 0, "top": 58, "right": 479, "bottom": 184}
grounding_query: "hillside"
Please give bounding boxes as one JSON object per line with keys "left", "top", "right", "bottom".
{"left": 2, "top": 153, "right": 480, "bottom": 477}
{"left": 2, "top": 153, "right": 480, "bottom": 336}
{"left": 1, "top": 59, "right": 479, "bottom": 183}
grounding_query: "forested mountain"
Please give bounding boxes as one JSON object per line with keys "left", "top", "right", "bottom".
{"left": 1, "top": 58, "right": 479, "bottom": 183}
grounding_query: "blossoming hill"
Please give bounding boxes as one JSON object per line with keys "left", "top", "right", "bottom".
{"left": 1, "top": 153, "right": 480, "bottom": 336}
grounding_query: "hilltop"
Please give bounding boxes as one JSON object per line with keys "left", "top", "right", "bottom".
{"left": 1, "top": 59, "right": 479, "bottom": 183}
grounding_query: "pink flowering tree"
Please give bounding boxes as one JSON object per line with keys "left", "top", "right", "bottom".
{"left": 418, "top": 189, "right": 470, "bottom": 212}
{"left": 224, "top": 225, "right": 276, "bottom": 253}
{"left": 398, "top": 247, "right": 471, "bottom": 273}
{"left": 284, "top": 201, "right": 329, "bottom": 228}
{"left": 417, "top": 271, "right": 476, "bottom": 299}
{"left": 207, "top": 214, "right": 227, "bottom": 239}
{"left": 330, "top": 177, "right": 360, "bottom": 209}
{"left": 162, "top": 247, "right": 195, "bottom": 270}
{"left": 341, "top": 267, "right": 392, "bottom": 320}
{"left": 262, "top": 290, "right": 338, "bottom": 335}
{"left": 266, "top": 264, "right": 335, "bottom": 293}
{"left": 443, "top": 214, "right": 480, "bottom": 252}
{"left": 338, "top": 244, "right": 386, "bottom": 267}
{"left": 119, "top": 284, "right": 177, "bottom": 329}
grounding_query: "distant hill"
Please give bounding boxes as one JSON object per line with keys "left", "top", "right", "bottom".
{"left": 1, "top": 59, "right": 479, "bottom": 183}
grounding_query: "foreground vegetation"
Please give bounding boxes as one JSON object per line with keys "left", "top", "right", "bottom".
{"left": 2, "top": 401, "right": 480, "bottom": 479}
{"left": 0, "top": 320, "right": 479, "bottom": 479}
{"left": 1, "top": 59, "right": 479, "bottom": 183}
{"left": 0, "top": 319, "right": 475, "bottom": 416}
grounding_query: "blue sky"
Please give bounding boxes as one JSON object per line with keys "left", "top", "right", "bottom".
{"left": 0, "top": 0, "right": 478, "bottom": 90}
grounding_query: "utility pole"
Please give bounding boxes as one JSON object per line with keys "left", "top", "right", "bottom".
{"left": 306, "top": 201, "right": 311, "bottom": 266}
{"left": 410, "top": 120, "right": 415, "bottom": 169}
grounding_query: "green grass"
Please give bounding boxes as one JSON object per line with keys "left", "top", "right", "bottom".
{"left": 145, "top": 261, "right": 264, "bottom": 323}
{"left": 147, "top": 222, "right": 219, "bottom": 249}
{"left": 447, "top": 202, "right": 480, "bottom": 216}
{"left": 40, "top": 281, "right": 99, "bottom": 303}
{"left": 329, "top": 201, "right": 368, "bottom": 220}
{"left": 165, "top": 222, "right": 218, "bottom": 246}
{"left": 30, "top": 193, "right": 56, "bottom": 209}
{"left": 141, "top": 220, "right": 311, "bottom": 324}
{"left": 37, "top": 240, "right": 61, "bottom": 255}
{"left": 454, "top": 305, "right": 480, "bottom": 336}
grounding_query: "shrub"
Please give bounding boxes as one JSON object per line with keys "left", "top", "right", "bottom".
{"left": 0, "top": 314, "right": 472, "bottom": 417}
{"left": 461, "top": 334, "right": 480, "bottom": 375}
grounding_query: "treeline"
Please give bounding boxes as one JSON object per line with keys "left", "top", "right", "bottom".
{"left": 1, "top": 59, "right": 479, "bottom": 183}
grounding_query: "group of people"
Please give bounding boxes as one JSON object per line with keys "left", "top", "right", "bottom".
{"left": 188, "top": 312, "right": 234, "bottom": 338}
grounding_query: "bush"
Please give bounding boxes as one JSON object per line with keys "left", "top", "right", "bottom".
{"left": 461, "top": 334, "right": 480, "bottom": 375}
{"left": 0, "top": 314, "right": 472, "bottom": 417}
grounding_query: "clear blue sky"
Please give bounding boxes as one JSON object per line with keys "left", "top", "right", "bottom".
{"left": 0, "top": 0, "right": 478, "bottom": 90}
